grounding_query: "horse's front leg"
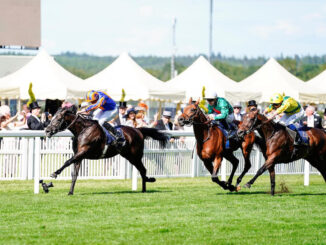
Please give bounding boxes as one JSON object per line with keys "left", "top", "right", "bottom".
{"left": 236, "top": 144, "right": 253, "bottom": 187}
{"left": 51, "top": 151, "right": 85, "bottom": 178}
{"left": 68, "top": 162, "right": 82, "bottom": 195}
{"left": 244, "top": 155, "right": 276, "bottom": 190}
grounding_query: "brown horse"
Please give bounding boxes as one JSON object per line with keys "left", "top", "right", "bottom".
{"left": 45, "top": 106, "right": 169, "bottom": 195}
{"left": 178, "top": 98, "right": 259, "bottom": 191}
{"left": 238, "top": 108, "right": 326, "bottom": 195}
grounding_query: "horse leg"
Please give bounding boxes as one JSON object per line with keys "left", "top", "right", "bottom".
{"left": 268, "top": 165, "right": 276, "bottom": 196}
{"left": 236, "top": 145, "right": 252, "bottom": 187}
{"left": 68, "top": 162, "right": 81, "bottom": 195}
{"left": 129, "top": 158, "right": 155, "bottom": 193}
{"left": 244, "top": 156, "right": 275, "bottom": 189}
{"left": 51, "top": 151, "right": 85, "bottom": 178}
{"left": 224, "top": 152, "right": 239, "bottom": 191}
{"left": 211, "top": 156, "right": 229, "bottom": 190}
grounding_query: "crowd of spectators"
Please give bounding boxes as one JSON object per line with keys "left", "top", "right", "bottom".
{"left": 0, "top": 99, "right": 325, "bottom": 133}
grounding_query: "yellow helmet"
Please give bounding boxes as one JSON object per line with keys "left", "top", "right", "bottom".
{"left": 270, "top": 93, "right": 283, "bottom": 104}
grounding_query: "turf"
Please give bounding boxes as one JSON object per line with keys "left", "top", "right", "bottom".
{"left": 0, "top": 175, "right": 326, "bottom": 244}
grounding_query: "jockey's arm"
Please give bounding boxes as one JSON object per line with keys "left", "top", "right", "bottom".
{"left": 275, "top": 100, "right": 290, "bottom": 115}
{"left": 214, "top": 106, "right": 229, "bottom": 120}
{"left": 85, "top": 97, "right": 105, "bottom": 112}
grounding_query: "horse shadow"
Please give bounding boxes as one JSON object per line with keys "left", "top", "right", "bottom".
{"left": 80, "top": 189, "right": 172, "bottom": 195}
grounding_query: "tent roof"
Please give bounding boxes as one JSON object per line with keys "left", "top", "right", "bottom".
{"left": 0, "top": 50, "right": 85, "bottom": 100}
{"left": 299, "top": 69, "right": 326, "bottom": 103}
{"left": 84, "top": 52, "right": 183, "bottom": 101}
{"left": 0, "top": 55, "right": 33, "bottom": 78}
{"left": 165, "top": 56, "right": 238, "bottom": 101}
{"left": 228, "top": 58, "right": 308, "bottom": 102}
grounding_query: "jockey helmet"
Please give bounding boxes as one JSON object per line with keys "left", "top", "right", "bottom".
{"left": 204, "top": 91, "right": 218, "bottom": 100}
{"left": 85, "top": 90, "right": 99, "bottom": 102}
{"left": 270, "top": 93, "right": 283, "bottom": 104}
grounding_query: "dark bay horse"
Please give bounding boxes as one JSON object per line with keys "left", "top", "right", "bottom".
{"left": 45, "top": 106, "right": 169, "bottom": 195}
{"left": 238, "top": 108, "right": 326, "bottom": 195}
{"left": 178, "top": 98, "right": 259, "bottom": 191}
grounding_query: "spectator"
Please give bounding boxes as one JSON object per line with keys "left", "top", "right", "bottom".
{"left": 112, "top": 101, "right": 127, "bottom": 126}
{"left": 61, "top": 100, "right": 73, "bottom": 108}
{"left": 0, "top": 105, "right": 26, "bottom": 130}
{"left": 323, "top": 109, "right": 326, "bottom": 130}
{"left": 27, "top": 102, "right": 52, "bottom": 130}
{"left": 22, "top": 104, "right": 31, "bottom": 120}
{"left": 124, "top": 108, "right": 137, "bottom": 128}
{"left": 233, "top": 102, "right": 243, "bottom": 121}
{"left": 302, "top": 105, "right": 322, "bottom": 128}
{"left": 246, "top": 100, "right": 258, "bottom": 112}
{"left": 154, "top": 110, "right": 173, "bottom": 130}
{"left": 135, "top": 107, "right": 148, "bottom": 127}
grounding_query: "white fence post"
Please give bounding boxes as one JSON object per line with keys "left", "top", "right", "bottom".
{"left": 191, "top": 149, "right": 198, "bottom": 177}
{"left": 21, "top": 138, "right": 29, "bottom": 180}
{"left": 28, "top": 138, "right": 34, "bottom": 180}
{"left": 304, "top": 160, "right": 310, "bottom": 186}
{"left": 34, "top": 137, "right": 41, "bottom": 194}
{"left": 132, "top": 165, "right": 138, "bottom": 191}
{"left": 221, "top": 159, "right": 226, "bottom": 181}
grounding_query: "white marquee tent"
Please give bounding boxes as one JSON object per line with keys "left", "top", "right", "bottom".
{"left": 225, "top": 58, "right": 311, "bottom": 103}
{"left": 165, "top": 56, "right": 239, "bottom": 102}
{"left": 0, "top": 49, "right": 85, "bottom": 100}
{"left": 299, "top": 69, "right": 326, "bottom": 103}
{"left": 84, "top": 52, "right": 184, "bottom": 101}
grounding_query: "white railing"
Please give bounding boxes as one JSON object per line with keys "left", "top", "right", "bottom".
{"left": 0, "top": 130, "right": 319, "bottom": 193}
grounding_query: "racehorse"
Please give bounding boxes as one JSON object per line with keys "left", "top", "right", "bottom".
{"left": 238, "top": 107, "right": 326, "bottom": 195}
{"left": 45, "top": 105, "right": 169, "bottom": 195}
{"left": 178, "top": 98, "right": 260, "bottom": 192}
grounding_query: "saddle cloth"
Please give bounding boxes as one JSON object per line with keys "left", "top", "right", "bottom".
{"left": 288, "top": 124, "right": 309, "bottom": 144}
{"left": 103, "top": 125, "right": 125, "bottom": 145}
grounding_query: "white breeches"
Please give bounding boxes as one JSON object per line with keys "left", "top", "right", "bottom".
{"left": 279, "top": 108, "right": 304, "bottom": 126}
{"left": 93, "top": 108, "right": 117, "bottom": 126}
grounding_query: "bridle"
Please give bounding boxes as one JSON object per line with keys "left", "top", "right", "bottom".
{"left": 242, "top": 112, "right": 275, "bottom": 139}
{"left": 182, "top": 104, "right": 210, "bottom": 126}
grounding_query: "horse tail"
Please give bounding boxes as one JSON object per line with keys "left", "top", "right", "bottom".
{"left": 138, "top": 127, "right": 169, "bottom": 148}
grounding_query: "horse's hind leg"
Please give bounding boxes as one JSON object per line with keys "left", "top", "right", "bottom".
{"left": 305, "top": 156, "right": 326, "bottom": 182}
{"left": 211, "top": 156, "right": 229, "bottom": 190}
{"left": 68, "top": 162, "right": 81, "bottom": 195}
{"left": 268, "top": 166, "right": 275, "bottom": 196}
{"left": 129, "top": 158, "right": 155, "bottom": 192}
{"left": 224, "top": 152, "right": 239, "bottom": 191}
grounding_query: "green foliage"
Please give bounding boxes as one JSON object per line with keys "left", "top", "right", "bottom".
{"left": 0, "top": 176, "right": 326, "bottom": 244}
{"left": 51, "top": 52, "right": 326, "bottom": 82}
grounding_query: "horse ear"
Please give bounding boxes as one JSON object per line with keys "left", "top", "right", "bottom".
{"left": 188, "top": 97, "right": 193, "bottom": 105}
{"left": 195, "top": 98, "right": 200, "bottom": 105}
{"left": 68, "top": 105, "right": 77, "bottom": 114}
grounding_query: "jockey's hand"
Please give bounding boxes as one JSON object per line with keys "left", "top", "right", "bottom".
{"left": 77, "top": 109, "right": 86, "bottom": 115}
{"left": 263, "top": 109, "right": 269, "bottom": 115}
{"left": 208, "top": 114, "right": 215, "bottom": 120}
{"left": 267, "top": 112, "right": 276, "bottom": 121}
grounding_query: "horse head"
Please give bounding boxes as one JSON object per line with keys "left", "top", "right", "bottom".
{"left": 237, "top": 107, "right": 262, "bottom": 138}
{"left": 45, "top": 105, "right": 77, "bottom": 137}
{"left": 178, "top": 97, "right": 204, "bottom": 126}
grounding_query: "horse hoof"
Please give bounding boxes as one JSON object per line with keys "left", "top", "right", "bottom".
{"left": 228, "top": 185, "right": 235, "bottom": 192}
{"left": 147, "top": 177, "right": 156, "bottom": 183}
{"left": 68, "top": 192, "right": 73, "bottom": 195}
{"left": 50, "top": 173, "right": 57, "bottom": 179}
{"left": 244, "top": 183, "right": 251, "bottom": 189}
{"left": 236, "top": 185, "right": 241, "bottom": 192}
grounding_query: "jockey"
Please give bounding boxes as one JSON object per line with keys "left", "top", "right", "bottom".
{"left": 264, "top": 93, "right": 305, "bottom": 146}
{"left": 80, "top": 90, "right": 125, "bottom": 146}
{"left": 204, "top": 91, "right": 237, "bottom": 139}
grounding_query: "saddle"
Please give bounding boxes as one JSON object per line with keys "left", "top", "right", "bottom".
{"left": 102, "top": 123, "right": 125, "bottom": 147}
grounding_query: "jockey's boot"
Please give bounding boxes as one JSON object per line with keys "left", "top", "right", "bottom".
{"left": 103, "top": 122, "right": 126, "bottom": 147}
{"left": 227, "top": 122, "right": 239, "bottom": 141}
{"left": 285, "top": 126, "right": 303, "bottom": 158}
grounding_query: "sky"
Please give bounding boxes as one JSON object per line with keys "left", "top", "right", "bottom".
{"left": 40, "top": 0, "right": 326, "bottom": 57}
